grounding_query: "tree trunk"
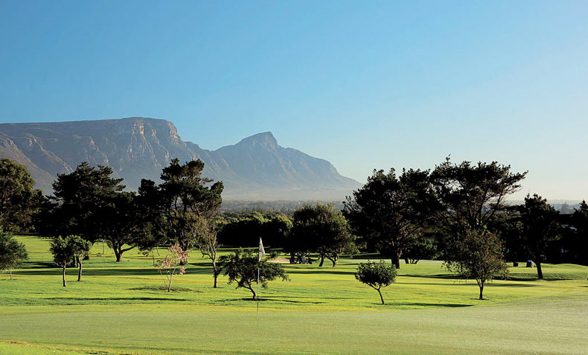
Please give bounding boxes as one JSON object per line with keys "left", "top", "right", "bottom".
{"left": 167, "top": 273, "right": 173, "bottom": 292}
{"left": 9, "top": 269, "right": 12, "bottom": 280}
{"left": 479, "top": 284, "right": 484, "bottom": 300}
{"left": 77, "top": 256, "right": 82, "bottom": 281}
{"left": 115, "top": 249, "right": 122, "bottom": 262}
{"left": 536, "top": 261, "right": 543, "bottom": 279}
{"left": 212, "top": 260, "right": 219, "bottom": 288}
{"left": 391, "top": 252, "right": 401, "bottom": 269}
{"left": 62, "top": 266, "right": 67, "bottom": 287}
{"left": 377, "top": 288, "right": 385, "bottom": 305}
{"left": 248, "top": 285, "right": 257, "bottom": 300}
{"left": 318, "top": 255, "right": 325, "bottom": 268}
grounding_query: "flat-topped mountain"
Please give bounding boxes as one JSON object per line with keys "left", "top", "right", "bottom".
{"left": 0, "top": 117, "right": 361, "bottom": 200}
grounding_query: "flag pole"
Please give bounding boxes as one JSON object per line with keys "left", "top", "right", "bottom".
{"left": 257, "top": 236, "right": 266, "bottom": 321}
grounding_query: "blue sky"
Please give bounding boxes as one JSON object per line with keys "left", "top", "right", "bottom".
{"left": 1, "top": 0, "right": 587, "bottom": 201}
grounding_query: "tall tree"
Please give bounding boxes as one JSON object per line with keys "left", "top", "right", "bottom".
{"left": 290, "top": 203, "right": 356, "bottom": 267}
{"left": 0, "top": 230, "right": 28, "bottom": 280}
{"left": 518, "top": 194, "right": 560, "bottom": 279}
{"left": 37, "top": 162, "right": 125, "bottom": 243}
{"left": 0, "top": 158, "right": 43, "bottom": 233}
{"left": 344, "top": 168, "right": 435, "bottom": 268}
{"left": 569, "top": 201, "right": 588, "bottom": 265}
{"left": 430, "top": 158, "right": 527, "bottom": 237}
{"left": 139, "top": 159, "right": 223, "bottom": 265}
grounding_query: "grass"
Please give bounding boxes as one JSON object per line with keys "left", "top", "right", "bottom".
{"left": 1, "top": 235, "right": 587, "bottom": 354}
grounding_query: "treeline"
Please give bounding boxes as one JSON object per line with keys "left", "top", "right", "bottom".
{"left": 1, "top": 157, "right": 588, "bottom": 281}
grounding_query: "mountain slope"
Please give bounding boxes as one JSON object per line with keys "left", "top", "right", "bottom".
{"left": 0, "top": 118, "right": 360, "bottom": 200}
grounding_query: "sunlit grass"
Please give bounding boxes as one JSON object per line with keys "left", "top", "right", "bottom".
{"left": 1, "top": 235, "right": 587, "bottom": 354}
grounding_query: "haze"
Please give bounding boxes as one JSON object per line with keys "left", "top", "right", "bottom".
{"left": 1, "top": 1, "right": 587, "bottom": 201}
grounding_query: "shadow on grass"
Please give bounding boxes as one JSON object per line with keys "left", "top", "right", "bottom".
{"left": 390, "top": 302, "right": 472, "bottom": 308}
{"left": 129, "top": 286, "right": 202, "bottom": 292}
{"left": 287, "top": 269, "right": 356, "bottom": 276}
{"left": 45, "top": 297, "right": 189, "bottom": 302}
{"left": 14, "top": 266, "right": 213, "bottom": 277}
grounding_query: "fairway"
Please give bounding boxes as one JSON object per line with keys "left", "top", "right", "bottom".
{"left": 1, "top": 236, "right": 587, "bottom": 354}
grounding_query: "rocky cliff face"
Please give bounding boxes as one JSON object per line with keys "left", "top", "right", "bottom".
{"left": 0, "top": 117, "right": 360, "bottom": 201}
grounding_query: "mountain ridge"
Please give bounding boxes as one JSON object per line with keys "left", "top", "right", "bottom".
{"left": 0, "top": 117, "right": 361, "bottom": 201}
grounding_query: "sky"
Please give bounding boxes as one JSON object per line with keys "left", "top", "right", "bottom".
{"left": 1, "top": 0, "right": 587, "bottom": 202}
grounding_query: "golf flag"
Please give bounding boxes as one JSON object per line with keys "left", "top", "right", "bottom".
{"left": 258, "top": 237, "right": 266, "bottom": 262}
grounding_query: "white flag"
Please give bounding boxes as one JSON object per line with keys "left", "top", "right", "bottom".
{"left": 258, "top": 237, "right": 266, "bottom": 262}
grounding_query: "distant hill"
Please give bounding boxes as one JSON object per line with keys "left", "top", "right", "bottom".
{"left": 0, "top": 117, "right": 361, "bottom": 201}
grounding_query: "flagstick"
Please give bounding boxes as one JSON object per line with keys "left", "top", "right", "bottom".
{"left": 256, "top": 263, "right": 260, "bottom": 321}
{"left": 257, "top": 236, "right": 265, "bottom": 321}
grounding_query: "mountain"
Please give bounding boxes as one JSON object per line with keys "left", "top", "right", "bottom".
{"left": 0, "top": 117, "right": 361, "bottom": 201}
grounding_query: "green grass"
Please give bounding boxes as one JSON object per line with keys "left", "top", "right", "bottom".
{"left": 1, "top": 236, "right": 587, "bottom": 354}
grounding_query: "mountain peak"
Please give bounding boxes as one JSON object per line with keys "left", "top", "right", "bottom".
{"left": 237, "top": 132, "right": 278, "bottom": 148}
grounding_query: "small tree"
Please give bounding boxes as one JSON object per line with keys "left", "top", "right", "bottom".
{"left": 221, "top": 249, "right": 289, "bottom": 300}
{"left": 444, "top": 229, "right": 508, "bottom": 300}
{"left": 50, "top": 235, "right": 90, "bottom": 287}
{"left": 157, "top": 244, "right": 188, "bottom": 292}
{"left": 355, "top": 261, "right": 397, "bottom": 305}
{"left": 0, "top": 231, "right": 28, "bottom": 280}
{"left": 68, "top": 236, "right": 92, "bottom": 282}
{"left": 196, "top": 220, "right": 221, "bottom": 288}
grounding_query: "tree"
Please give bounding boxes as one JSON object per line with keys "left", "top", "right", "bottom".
{"left": 344, "top": 168, "right": 436, "bottom": 268}
{"left": 99, "top": 192, "right": 142, "bottom": 262}
{"left": 0, "top": 158, "right": 43, "bottom": 233}
{"left": 568, "top": 201, "right": 588, "bottom": 265}
{"left": 37, "top": 162, "right": 125, "bottom": 243}
{"left": 221, "top": 249, "right": 289, "bottom": 300}
{"left": 444, "top": 229, "right": 508, "bottom": 300}
{"left": 195, "top": 218, "right": 222, "bottom": 288}
{"left": 517, "top": 194, "right": 560, "bottom": 279}
{"left": 157, "top": 244, "right": 188, "bottom": 292}
{"left": 50, "top": 235, "right": 91, "bottom": 287}
{"left": 217, "top": 212, "right": 292, "bottom": 249}
{"left": 430, "top": 158, "right": 527, "bottom": 237}
{"left": 355, "top": 260, "right": 397, "bottom": 305}
{"left": 0, "top": 230, "right": 28, "bottom": 280}
{"left": 289, "top": 203, "right": 356, "bottom": 267}
{"left": 139, "top": 159, "right": 223, "bottom": 265}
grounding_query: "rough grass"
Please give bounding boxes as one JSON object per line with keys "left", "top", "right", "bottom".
{"left": 1, "top": 235, "right": 587, "bottom": 354}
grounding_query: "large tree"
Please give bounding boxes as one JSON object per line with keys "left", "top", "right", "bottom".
{"left": 37, "top": 162, "right": 125, "bottom": 243}
{"left": 139, "top": 159, "right": 223, "bottom": 265}
{"left": 517, "top": 194, "right": 560, "bottom": 279}
{"left": 568, "top": 201, "right": 588, "bottom": 265}
{"left": 0, "top": 230, "right": 28, "bottom": 280}
{"left": 0, "top": 158, "right": 43, "bottom": 233}
{"left": 430, "top": 158, "right": 527, "bottom": 237}
{"left": 289, "top": 203, "right": 356, "bottom": 267}
{"left": 344, "top": 168, "right": 435, "bottom": 268}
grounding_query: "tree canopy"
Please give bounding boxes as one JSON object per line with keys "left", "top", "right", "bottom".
{"left": 430, "top": 158, "right": 527, "bottom": 236}
{"left": 0, "top": 230, "right": 28, "bottom": 280}
{"left": 355, "top": 260, "right": 397, "bottom": 305}
{"left": 0, "top": 158, "right": 43, "bottom": 233}
{"left": 221, "top": 249, "right": 288, "bottom": 300}
{"left": 289, "top": 203, "right": 356, "bottom": 267}
{"left": 344, "top": 168, "right": 435, "bottom": 268}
